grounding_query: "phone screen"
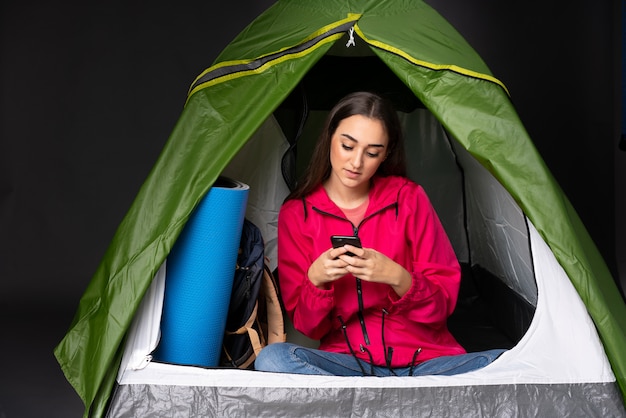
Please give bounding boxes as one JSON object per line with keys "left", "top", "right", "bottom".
{"left": 330, "top": 235, "right": 362, "bottom": 256}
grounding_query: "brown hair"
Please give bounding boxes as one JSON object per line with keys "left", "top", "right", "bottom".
{"left": 286, "top": 91, "right": 407, "bottom": 201}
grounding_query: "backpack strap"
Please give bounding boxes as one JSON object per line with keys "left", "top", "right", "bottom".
{"left": 261, "top": 263, "right": 286, "bottom": 346}
{"left": 224, "top": 301, "right": 264, "bottom": 368}
{"left": 222, "top": 259, "right": 287, "bottom": 368}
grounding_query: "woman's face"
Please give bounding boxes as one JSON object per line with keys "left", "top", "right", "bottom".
{"left": 327, "top": 114, "right": 388, "bottom": 194}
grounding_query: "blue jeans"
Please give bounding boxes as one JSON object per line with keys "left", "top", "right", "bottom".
{"left": 254, "top": 343, "right": 505, "bottom": 376}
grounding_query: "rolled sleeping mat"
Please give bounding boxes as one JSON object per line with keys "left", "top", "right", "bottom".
{"left": 153, "top": 177, "right": 249, "bottom": 367}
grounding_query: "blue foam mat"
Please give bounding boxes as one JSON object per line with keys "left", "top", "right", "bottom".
{"left": 153, "top": 178, "right": 249, "bottom": 367}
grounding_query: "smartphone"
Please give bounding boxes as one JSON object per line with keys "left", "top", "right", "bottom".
{"left": 330, "top": 235, "right": 362, "bottom": 257}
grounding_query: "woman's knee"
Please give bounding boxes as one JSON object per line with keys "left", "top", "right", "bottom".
{"left": 254, "top": 342, "right": 292, "bottom": 372}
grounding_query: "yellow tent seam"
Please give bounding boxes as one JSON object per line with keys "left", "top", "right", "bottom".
{"left": 187, "top": 34, "right": 343, "bottom": 100}
{"left": 187, "top": 14, "right": 362, "bottom": 101}
{"left": 354, "top": 25, "right": 510, "bottom": 96}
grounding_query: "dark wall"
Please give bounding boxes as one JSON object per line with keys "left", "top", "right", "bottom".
{"left": 0, "top": 0, "right": 621, "bottom": 310}
{"left": 0, "top": 1, "right": 277, "bottom": 307}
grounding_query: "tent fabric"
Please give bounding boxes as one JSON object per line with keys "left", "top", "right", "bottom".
{"left": 106, "top": 383, "right": 624, "bottom": 417}
{"left": 53, "top": 0, "right": 626, "bottom": 416}
{"left": 220, "top": 116, "right": 292, "bottom": 272}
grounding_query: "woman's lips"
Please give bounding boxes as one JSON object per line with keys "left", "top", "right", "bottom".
{"left": 344, "top": 169, "right": 361, "bottom": 179}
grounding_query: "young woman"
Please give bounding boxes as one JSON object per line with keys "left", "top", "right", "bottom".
{"left": 255, "top": 92, "right": 504, "bottom": 376}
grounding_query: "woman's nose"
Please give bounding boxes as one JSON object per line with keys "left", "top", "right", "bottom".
{"left": 351, "top": 150, "right": 363, "bottom": 168}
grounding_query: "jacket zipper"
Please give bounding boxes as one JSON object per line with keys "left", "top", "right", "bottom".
{"left": 312, "top": 202, "right": 399, "bottom": 346}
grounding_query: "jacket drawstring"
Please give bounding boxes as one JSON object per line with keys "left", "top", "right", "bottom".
{"left": 356, "top": 278, "right": 370, "bottom": 345}
{"left": 408, "top": 348, "right": 422, "bottom": 376}
{"left": 339, "top": 311, "right": 422, "bottom": 376}
{"left": 381, "top": 309, "right": 397, "bottom": 376}
{"left": 338, "top": 315, "right": 370, "bottom": 376}
{"left": 359, "top": 344, "right": 375, "bottom": 375}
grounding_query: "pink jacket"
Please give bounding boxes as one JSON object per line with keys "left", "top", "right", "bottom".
{"left": 277, "top": 176, "right": 465, "bottom": 367}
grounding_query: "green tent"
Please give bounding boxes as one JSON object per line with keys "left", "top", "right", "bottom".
{"left": 54, "top": 1, "right": 626, "bottom": 416}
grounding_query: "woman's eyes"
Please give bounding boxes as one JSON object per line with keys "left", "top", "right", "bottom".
{"left": 341, "top": 144, "right": 380, "bottom": 158}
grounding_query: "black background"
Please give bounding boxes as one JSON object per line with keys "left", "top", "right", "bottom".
{"left": 1, "top": 1, "right": 623, "bottom": 416}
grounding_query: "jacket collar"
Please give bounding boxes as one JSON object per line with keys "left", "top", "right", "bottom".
{"left": 306, "top": 175, "right": 409, "bottom": 217}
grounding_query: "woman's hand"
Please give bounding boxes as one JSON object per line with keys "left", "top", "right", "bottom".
{"left": 339, "top": 245, "right": 413, "bottom": 297}
{"left": 307, "top": 246, "right": 355, "bottom": 289}
{"left": 308, "top": 245, "right": 412, "bottom": 296}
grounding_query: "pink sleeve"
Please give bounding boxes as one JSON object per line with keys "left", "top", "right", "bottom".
{"left": 277, "top": 200, "right": 335, "bottom": 340}
{"left": 388, "top": 186, "right": 461, "bottom": 323}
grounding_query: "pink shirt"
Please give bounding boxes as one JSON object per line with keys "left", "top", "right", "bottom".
{"left": 339, "top": 198, "right": 369, "bottom": 226}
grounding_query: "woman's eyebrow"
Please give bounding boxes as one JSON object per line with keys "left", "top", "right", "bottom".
{"left": 341, "top": 133, "right": 386, "bottom": 148}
